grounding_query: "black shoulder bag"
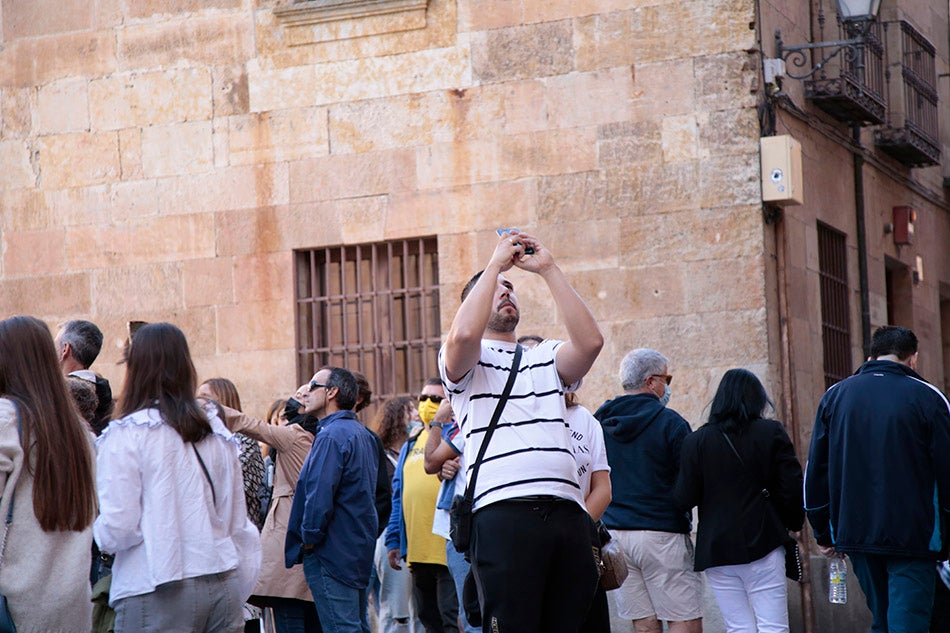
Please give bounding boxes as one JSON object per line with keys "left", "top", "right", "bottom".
{"left": 720, "top": 430, "right": 803, "bottom": 583}
{"left": 449, "top": 344, "right": 523, "bottom": 554}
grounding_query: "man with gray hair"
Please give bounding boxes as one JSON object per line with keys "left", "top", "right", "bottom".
{"left": 55, "top": 319, "right": 113, "bottom": 434}
{"left": 594, "top": 349, "right": 702, "bottom": 633}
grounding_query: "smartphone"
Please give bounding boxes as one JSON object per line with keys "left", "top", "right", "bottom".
{"left": 495, "top": 228, "right": 535, "bottom": 255}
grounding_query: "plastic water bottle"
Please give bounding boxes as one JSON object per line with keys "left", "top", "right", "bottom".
{"left": 829, "top": 558, "right": 848, "bottom": 604}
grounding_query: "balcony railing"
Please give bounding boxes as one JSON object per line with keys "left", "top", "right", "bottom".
{"left": 873, "top": 21, "right": 940, "bottom": 167}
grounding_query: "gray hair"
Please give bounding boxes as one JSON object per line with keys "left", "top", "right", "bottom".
{"left": 58, "top": 320, "right": 104, "bottom": 369}
{"left": 620, "top": 348, "right": 669, "bottom": 392}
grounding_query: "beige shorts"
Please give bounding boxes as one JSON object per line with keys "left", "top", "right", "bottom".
{"left": 609, "top": 530, "right": 704, "bottom": 622}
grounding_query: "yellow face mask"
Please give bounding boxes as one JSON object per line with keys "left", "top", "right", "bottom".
{"left": 418, "top": 398, "right": 440, "bottom": 425}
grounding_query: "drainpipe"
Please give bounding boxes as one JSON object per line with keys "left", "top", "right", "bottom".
{"left": 853, "top": 124, "right": 872, "bottom": 354}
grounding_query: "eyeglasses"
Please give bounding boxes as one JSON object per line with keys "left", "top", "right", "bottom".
{"left": 418, "top": 394, "right": 444, "bottom": 404}
{"left": 650, "top": 374, "right": 673, "bottom": 385}
{"left": 309, "top": 381, "right": 328, "bottom": 392}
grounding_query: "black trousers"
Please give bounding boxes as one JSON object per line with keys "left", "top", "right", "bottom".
{"left": 470, "top": 497, "right": 600, "bottom": 633}
{"left": 411, "top": 562, "right": 460, "bottom": 633}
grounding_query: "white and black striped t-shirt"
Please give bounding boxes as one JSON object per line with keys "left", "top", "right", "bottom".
{"left": 438, "top": 339, "right": 585, "bottom": 511}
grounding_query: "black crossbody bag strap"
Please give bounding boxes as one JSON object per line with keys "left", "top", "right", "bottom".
{"left": 462, "top": 344, "right": 523, "bottom": 504}
{"left": 719, "top": 429, "right": 770, "bottom": 498}
{"left": 191, "top": 443, "right": 217, "bottom": 506}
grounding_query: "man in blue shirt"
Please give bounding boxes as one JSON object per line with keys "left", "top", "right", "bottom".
{"left": 286, "top": 366, "right": 380, "bottom": 633}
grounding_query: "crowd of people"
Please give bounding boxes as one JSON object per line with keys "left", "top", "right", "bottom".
{"left": 0, "top": 229, "right": 948, "bottom": 633}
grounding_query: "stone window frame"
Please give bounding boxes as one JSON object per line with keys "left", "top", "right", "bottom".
{"left": 294, "top": 238, "right": 441, "bottom": 417}
{"left": 274, "top": 0, "right": 429, "bottom": 28}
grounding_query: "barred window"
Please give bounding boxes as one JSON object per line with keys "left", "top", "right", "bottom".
{"left": 295, "top": 238, "right": 441, "bottom": 413}
{"left": 817, "top": 222, "right": 853, "bottom": 389}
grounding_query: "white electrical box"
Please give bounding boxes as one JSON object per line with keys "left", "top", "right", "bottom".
{"left": 760, "top": 135, "right": 803, "bottom": 206}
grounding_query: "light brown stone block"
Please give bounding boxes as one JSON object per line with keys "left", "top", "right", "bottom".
{"left": 1, "top": 88, "right": 34, "bottom": 139}
{"left": 686, "top": 257, "right": 765, "bottom": 313}
{"left": 0, "top": 139, "right": 35, "bottom": 189}
{"left": 545, "top": 67, "right": 633, "bottom": 130}
{"left": 695, "top": 51, "right": 759, "bottom": 111}
{"left": 540, "top": 218, "right": 623, "bottom": 270}
{"left": 66, "top": 213, "right": 215, "bottom": 269}
{"left": 2, "top": 31, "right": 116, "bottom": 88}
{"left": 248, "top": 46, "right": 472, "bottom": 112}
{"left": 574, "top": 12, "right": 635, "bottom": 72}
{"left": 36, "top": 79, "right": 90, "bottom": 135}
{"left": 417, "top": 127, "right": 597, "bottom": 190}
{"left": 117, "top": 14, "right": 253, "bottom": 71}
{"left": 632, "top": 59, "right": 695, "bottom": 118}
{"left": 158, "top": 163, "right": 290, "bottom": 215}
{"left": 216, "top": 299, "right": 295, "bottom": 353}
{"left": 36, "top": 132, "right": 120, "bottom": 188}
{"left": 578, "top": 264, "right": 688, "bottom": 321}
{"left": 635, "top": 161, "right": 700, "bottom": 212}
{"left": 125, "top": 0, "right": 241, "bottom": 19}
{"left": 699, "top": 153, "right": 760, "bottom": 208}
{"left": 457, "top": 0, "right": 523, "bottom": 31}
{"left": 228, "top": 107, "right": 329, "bottom": 165}
{"left": 183, "top": 257, "right": 234, "bottom": 308}
{"left": 93, "top": 262, "right": 183, "bottom": 315}
{"left": 141, "top": 121, "right": 214, "bottom": 178}
{"left": 212, "top": 65, "right": 250, "bottom": 117}
{"left": 289, "top": 148, "right": 415, "bottom": 202}
{"left": 233, "top": 251, "right": 293, "bottom": 304}
{"left": 537, "top": 171, "right": 619, "bottom": 223}
{"left": 0, "top": 273, "right": 91, "bottom": 317}
{"left": 501, "top": 80, "right": 548, "bottom": 135}
{"left": 523, "top": 0, "right": 648, "bottom": 24}
{"left": 698, "top": 108, "right": 759, "bottom": 159}
{"left": 597, "top": 120, "right": 662, "bottom": 167}
{"left": 118, "top": 128, "right": 144, "bottom": 180}
{"left": 109, "top": 180, "right": 161, "bottom": 223}
{"left": 89, "top": 68, "right": 213, "bottom": 130}
{"left": 330, "top": 93, "right": 461, "bottom": 155}
{"left": 661, "top": 114, "right": 699, "bottom": 163}
{"left": 471, "top": 20, "right": 574, "bottom": 83}
{"left": 193, "top": 349, "right": 297, "bottom": 416}
{"left": 1, "top": 0, "right": 93, "bottom": 39}
{"left": 2, "top": 228, "right": 66, "bottom": 277}
{"left": 388, "top": 180, "right": 537, "bottom": 237}
{"left": 1, "top": 186, "right": 112, "bottom": 231}
{"left": 620, "top": 206, "right": 763, "bottom": 266}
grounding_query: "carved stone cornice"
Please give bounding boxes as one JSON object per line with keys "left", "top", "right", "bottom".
{"left": 274, "top": 0, "right": 429, "bottom": 27}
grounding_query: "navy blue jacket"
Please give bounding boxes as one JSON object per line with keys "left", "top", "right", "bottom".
{"left": 804, "top": 360, "right": 950, "bottom": 558}
{"left": 595, "top": 393, "right": 692, "bottom": 533}
{"left": 285, "top": 410, "right": 380, "bottom": 588}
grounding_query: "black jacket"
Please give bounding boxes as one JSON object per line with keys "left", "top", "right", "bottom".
{"left": 804, "top": 360, "right": 950, "bottom": 558}
{"left": 674, "top": 418, "right": 803, "bottom": 571}
{"left": 595, "top": 393, "right": 692, "bottom": 533}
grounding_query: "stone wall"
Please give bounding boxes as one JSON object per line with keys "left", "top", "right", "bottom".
{"left": 1, "top": 0, "right": 769, "bottom": 422}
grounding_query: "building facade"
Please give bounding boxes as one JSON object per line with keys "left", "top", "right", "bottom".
{"left": 0, "top": 1, "right": 948, "bottom": 630}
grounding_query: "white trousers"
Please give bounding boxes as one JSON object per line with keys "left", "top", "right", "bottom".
{"left": 705, "top": 546, "right": 789, "bottom": 633}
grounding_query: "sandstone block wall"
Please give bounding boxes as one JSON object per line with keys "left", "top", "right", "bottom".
{"left": 1, "top": 0, "right": 770, "bottom": 420}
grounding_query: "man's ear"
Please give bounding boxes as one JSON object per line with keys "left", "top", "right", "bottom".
{"left": 908, "top": 352, "right": 919, "bottom": 371}
{"left": 325, "top": 385, "right": 339, "bottom": 402}
{"left": 60, "top": 342, "right": 71, "bottom": 361}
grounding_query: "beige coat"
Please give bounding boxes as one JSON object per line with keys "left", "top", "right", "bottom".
{"left": 225, "top": 408, "right": 315, "bottom": 603}
{"left": 0, "top": 398, "right": 94, "bottom": 633}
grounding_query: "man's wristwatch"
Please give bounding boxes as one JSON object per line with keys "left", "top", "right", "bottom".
{"left": 429, "top": 422, "right": 444, "bottom": 429}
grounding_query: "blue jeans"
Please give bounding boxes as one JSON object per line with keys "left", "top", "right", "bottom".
{"left": 270, "top": 597, "right": 322, "bottom": 633}
{"left": 849, "top": 553, "right": 936, "bottom": 633}
{"left": 303, "top": 553, "right": 370, "bottom": 633}
{"left": 445, "top": 543, "right": 479, "bottom": 633}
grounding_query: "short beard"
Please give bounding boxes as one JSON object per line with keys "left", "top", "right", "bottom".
{"left": 487, "top": 311, "right": 519, "bottom": 333}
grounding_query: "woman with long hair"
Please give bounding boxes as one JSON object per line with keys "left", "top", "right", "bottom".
{"left": 94, "top": 323, "right": 260, "bottom": 633}
{"left": 0, "top": 315, "right": 97, "bottom": 632}
{"left": 673, "top": 369, "right": 804, "bottom": 633}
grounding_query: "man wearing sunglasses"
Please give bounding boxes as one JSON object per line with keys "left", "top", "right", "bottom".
{"left": 593, "top": 349, "right": 702, "bottom": 633}
{"left": 439, "top": 230, "right": 604, "bottom": 633}
{"left": 385, "top": 378, "right": 460, "bottom": 633}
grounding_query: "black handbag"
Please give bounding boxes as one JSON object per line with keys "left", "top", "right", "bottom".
{"left": 449, "top": 344, "right": 523, "bottom": 553}
{"left": 721, "top": 430, "right": 804, "bottom": 583}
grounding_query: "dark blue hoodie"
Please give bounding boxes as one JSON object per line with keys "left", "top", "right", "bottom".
{"left": 594, "top": 393, "right": 692, "bottom": 533}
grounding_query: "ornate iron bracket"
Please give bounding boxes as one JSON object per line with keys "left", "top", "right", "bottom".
{"left": 774, "top": 29, "right": 865, "bottom": 80}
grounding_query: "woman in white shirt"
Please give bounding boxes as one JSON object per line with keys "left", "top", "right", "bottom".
{"left": 94, "top": 322, "right": 261, "bottom": 633}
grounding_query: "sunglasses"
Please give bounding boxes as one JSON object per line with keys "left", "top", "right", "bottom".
{"left": 650, "top": 374, "right": 673, "bottom": 385}
{"left": 418, "top": 394, "right": 444, "bottom": 404}
{"left": 309, "top": 381, "right": 329, "bottom": 392}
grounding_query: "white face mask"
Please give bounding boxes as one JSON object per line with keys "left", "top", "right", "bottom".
{"left": 658, "top": 383, "right": 671, "bottom": 407}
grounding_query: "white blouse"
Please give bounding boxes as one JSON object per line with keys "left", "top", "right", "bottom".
{"left": 94, "top": 407, "right": 261, "bottom": 605}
